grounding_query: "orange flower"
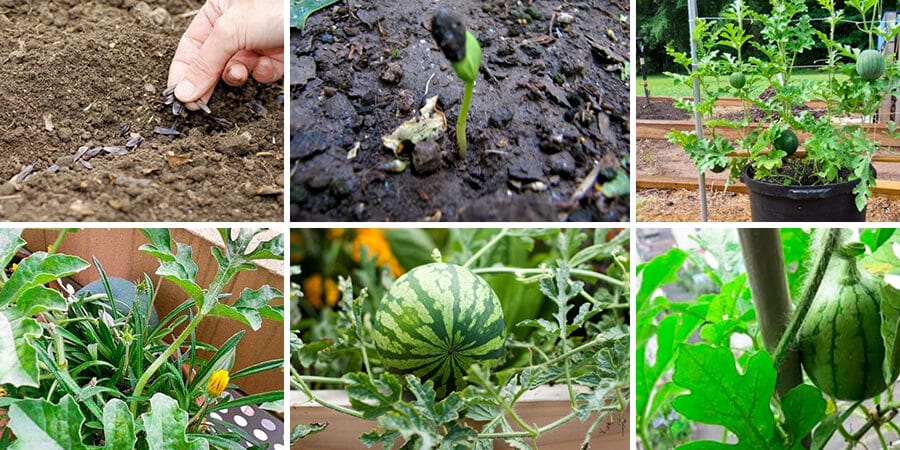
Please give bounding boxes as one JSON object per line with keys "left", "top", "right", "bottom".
{"left": 303, "top": 274, "right": 340, "bottom": 309}
{"left": 350, "top": 229, "right": 404, "bottom": 277}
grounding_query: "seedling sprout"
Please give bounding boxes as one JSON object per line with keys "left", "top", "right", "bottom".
{"left": 431, "top": 9, "right": 482, "bottom": 158}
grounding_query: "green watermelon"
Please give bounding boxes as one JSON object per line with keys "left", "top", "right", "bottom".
{"left": 856, "top": 49, "right": 885, "bottom": 81}
{"left": 798, "top": 251, "right": 895, "bottom": 401}
{"left": 372, "top": 263, "right": 506, "bottom": 397}
{"left": 774, "top": 129, "right": 798, "bottom": 156}
{"left": 729, "top": 72, "right": 746, "bottom": 89}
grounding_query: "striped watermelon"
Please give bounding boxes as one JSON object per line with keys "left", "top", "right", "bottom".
{"left": 798, "top": 252, "right": 895, "bottom": 401}
{"left": 372, "top": 263, "right": 506, "bottom": 397}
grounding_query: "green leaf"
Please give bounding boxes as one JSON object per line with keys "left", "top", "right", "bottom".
{"left": 0, "top": 309, "right": 42, "bottom": 387}
{"left": 292, "top": 423, "right": 327, "bottom": 442}
{"left": 859, "top": 228, "right": 896, "bottom": 253}
{"left": 880, "top": 282, "right": 900, "bottom": 384}
{"left": 7, "top": 396, "right": 88, "bottom": 450}
{"left": 141, "top": 393, "right": 210, "bottom": 450}
{"left": 672, "top": 345, "right": 781, "bottom": 449}
{"left": 599, "top": 169, "right": 630, "bottom": 197}
{"left": 290, "top": 0, "right": 341, "bottom": 29}
{"left": 156, "top": 242, "right": 204, "bottom": 306}
{"left": 449, "top": 31, "right": 482, "bottom": 83}
{"left": 102, "top": 399, "right": 136, "bottom": 450}
{"left": 0, "top": 228, "right": 24, "bottom": 270}
{"left": 345, "top": 372, "right": 403, "bottom": 420}
{"left": 207, "top": 286, "right": 283, "bottom": 330}
{"left": 779, "top": 384, "right": 826, "bottom": 447}
{"left": 636, "top": 248, "right": 688, "bottom": 307}
{"left": 15, "top": 286, "right": 68, "bottom": 316}
{"left": 0, "top": 252, "right": 89, "bottom": 307}
{"left": 139, "top": 229, "right": 175, "bottom": 261}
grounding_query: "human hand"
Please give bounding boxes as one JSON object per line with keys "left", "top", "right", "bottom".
{"left": 167, "top": 0, "right": 283, "bottom": 110}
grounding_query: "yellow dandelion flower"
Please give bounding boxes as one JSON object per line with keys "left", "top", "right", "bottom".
{"left": 207, "top": 369, "right": 229, "bottom": 397}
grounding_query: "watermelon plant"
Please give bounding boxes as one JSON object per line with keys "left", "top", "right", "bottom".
{"left": 637, "top": 228, "right": 900, "bottom": 449}
{"left": 0, "top": 228, "right": 285, "bottom": 448}
{"left": 666, "top": 0, "right": 900, "bottom": 213}
{"left": 291, "top": 228, "right": 630, "bottom": 448}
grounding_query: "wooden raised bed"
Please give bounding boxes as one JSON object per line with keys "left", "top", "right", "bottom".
{"left": 20, "top": 228, "right": 285, "bottom": 395}
{"left": 290, "top": 386, "right": 629, "bottom": 449}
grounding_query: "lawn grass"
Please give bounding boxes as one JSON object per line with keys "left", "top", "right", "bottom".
{"left": 637, "top": 71, "right": 846, "bottom": 98}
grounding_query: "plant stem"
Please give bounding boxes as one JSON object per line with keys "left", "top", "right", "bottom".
{"left": 737, "top": 229, "right": 800, "bottom": 396}
{"left": 771, "top": 228, "right": 841, "bottom": 371}
{"left": 130, "top": 263, "right": 235, "bottom": 416}
{"left": 463, "top": 229, "right": 509, "bottom": 269}
{"left": 47, "top": 230, "right": 70, "bottom": 254}
{"left": 457, "top": 80, "right": 474, "bottom": 158}
{"left": 470, "top": 267, "right": 626, "bottom": 287}
{"left": 295, "top": 374, "right": 364, "bottom": 419}
{"left": 298, "top": 375, "right": 349, "bottom": 386}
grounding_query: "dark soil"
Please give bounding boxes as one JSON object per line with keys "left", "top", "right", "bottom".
{"left": 636, "top": 99, "right": 689, "bottom": 120}
{"left": 290, "top": 0, "right": 629, "bottom": 221}
{"left": 0, "top": 0, "right": 283, "bottom": 221}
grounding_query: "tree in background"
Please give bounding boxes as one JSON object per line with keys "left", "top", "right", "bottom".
{"left": 638, "top": 0, "right": 871, "bottom": 75}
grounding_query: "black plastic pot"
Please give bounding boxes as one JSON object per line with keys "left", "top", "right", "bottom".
{"left": 740, "top": 165, "right": 869, "bottom": 222}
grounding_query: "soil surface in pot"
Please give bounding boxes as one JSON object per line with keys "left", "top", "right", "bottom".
{"left": 0, "top": 0, "right": 283, "bottom": 221}
{"left": 290, "top": 0, "right": 629, "bottom": 221}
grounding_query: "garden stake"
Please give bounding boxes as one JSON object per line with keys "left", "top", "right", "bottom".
{"left": 431, "top": 9, "right": 482, "bottom": 158}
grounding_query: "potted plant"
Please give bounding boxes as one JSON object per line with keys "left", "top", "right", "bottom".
{"left": 290, "top": 229, "right": 630, "bottom": 449}
{"left": 0, "top": 228, "right": 285, "bottom": 448}
{"left": 666, "top": 0, "right": 895, "bottom": 221}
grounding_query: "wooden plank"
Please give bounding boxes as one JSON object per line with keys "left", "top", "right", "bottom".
{"left": 647, "top": 96, "right": 827, "bottom": 109}
{"left": 291, "top": 387, "right": 630, "bottom": 450}
{"left": 637, "top": 175, "right": 900, "bottom": 200}
{"left": 636, "top": 119, "right": 900, "bottom": 149}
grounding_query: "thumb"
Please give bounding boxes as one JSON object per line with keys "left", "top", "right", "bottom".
{"left": 174, "top": 14, "right": 241, "bottom": 103}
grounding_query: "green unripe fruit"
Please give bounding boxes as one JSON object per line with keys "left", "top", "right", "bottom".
{"left": 856, "top": 49, "right": 885, "bottom": 81}
{"left": 773, "top": 129, "right": 798, "bottom": 156}
{"left": 372, "top": 263, "right": 506, "bottom": 397}
{"left": 799, "top": 251, "right": 896, "bottom": 401}
{"left": 729, "top": 72, "right": 746, "bottom": 89}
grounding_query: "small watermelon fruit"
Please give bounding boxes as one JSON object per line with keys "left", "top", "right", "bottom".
{"left": 856, "top": 49, "right": 885, "bottom": 81}
{"left": 372, "top": 263, "right": 506, "bottom": 397}
{"left": 799, "top": 245, "right": 897, "bottom": 401}
{"left": 729, "top": 72, "right": 746, "bottom": 89}
{"left": 774, "top": 129, "right": 799, "bottom": 156}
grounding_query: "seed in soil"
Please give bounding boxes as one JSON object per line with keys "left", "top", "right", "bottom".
{"left": 154, "top": 125, "right": 181, "bottom": 136}
{"left": 125, "top": 135, "right": 145, "bottom": 149}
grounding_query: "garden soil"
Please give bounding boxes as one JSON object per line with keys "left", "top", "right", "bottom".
{"left": 290, "top": 0, "right": 629, "bottom": 221}
{"left": 0, "top": 0, "right": 283, "bottom": 221}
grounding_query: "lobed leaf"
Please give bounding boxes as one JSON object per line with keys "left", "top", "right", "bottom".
{"left": 7, "top": 396, "right": 88, "bottom": 450}
{"left": 141, "top": 393, "right": 210, "bottom": 450}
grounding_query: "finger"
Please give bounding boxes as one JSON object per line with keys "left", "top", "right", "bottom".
{"left": 251, "top": 55, "right": 283, "bottom": 84}
{"left": 223, "top": 62, "right": 249, "bottom": 87}
{"left": 167, "top": 1, "right": 223, "bottom": 89}
{"left": 174, "top": 12, "right": 243, "bottom": 103}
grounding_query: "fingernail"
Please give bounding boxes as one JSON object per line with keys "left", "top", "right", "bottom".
{"left": 174, "top": 80, "right": 197, "bottom": 101}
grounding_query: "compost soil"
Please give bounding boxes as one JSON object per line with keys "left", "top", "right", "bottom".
{"left": 290, "top": 0, "right": 630, "bottom": 221}
{"left": 0, "top": 0, "right": 283, "bottom": 221}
